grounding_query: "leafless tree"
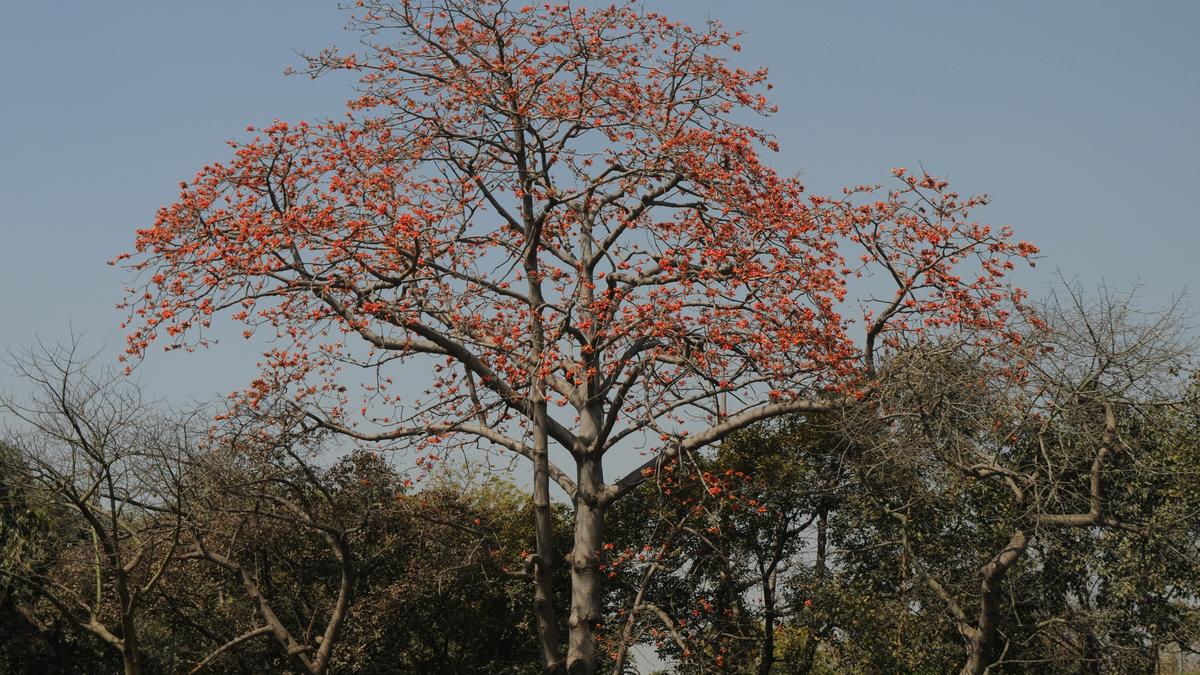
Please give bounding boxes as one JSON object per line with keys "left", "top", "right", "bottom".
{"left": 0, "top": 339, "right": 193, "bottom": 675}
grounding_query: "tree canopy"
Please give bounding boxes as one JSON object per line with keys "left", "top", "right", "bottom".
{"left": 115, "top": 3, "right": 1038, "bottom": 670}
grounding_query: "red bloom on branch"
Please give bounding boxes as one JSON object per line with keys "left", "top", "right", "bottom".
{"left": 116, "top": 1, "right": 1035, "bottom": 670}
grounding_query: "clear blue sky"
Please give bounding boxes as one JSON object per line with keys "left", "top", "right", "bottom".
{"left": 1, "top": 1, "right": 1197, "bottom": 403}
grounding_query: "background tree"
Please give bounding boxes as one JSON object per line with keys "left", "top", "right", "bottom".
{"left": 174, "top": 427, "right": 561, "bottom": 675}
{"left": 0, "top": 342, "right": 191, "bottom": 675}
{"left": 597, "top": 287, "right": 1197, "bottom": 674}
{"left": 343, "top": 467, "right": 567, "bottom": 674}
{"left": 117, "top": 2, "right": 1037, "bottom": 670}
{"left": 176, "top": 423, "right": 363, "bottom": 675}
{"left": 833, "top": 286, "right": 1198, "bottom": 674}
{"left": 2, "top": 424, "right": 573, "bottom": 674}
{"left": 601, "top": 419, "right": 848, "bottom": 674}
{"left": 1, "top": 441, "right": 117, "bottom": 673}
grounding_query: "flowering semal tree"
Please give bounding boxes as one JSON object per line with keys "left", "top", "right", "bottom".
{"left": 117, "top": 1, "right": 1037, "bottom": 671}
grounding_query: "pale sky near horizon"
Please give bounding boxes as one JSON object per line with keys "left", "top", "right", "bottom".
{"left": 1, "top": 0, "right": 1198, "bottom": 407}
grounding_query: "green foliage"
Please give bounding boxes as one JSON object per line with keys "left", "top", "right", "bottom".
{"left": 0, "top": 443, "right": 118, "bottom": 674}
{"left": 1, "top": 347, "right": 1196, "bottom": 674}
{"left": 0, "top": 448, "right": 564, "bottom": 674}
{"left": 604, "top": 400, "right": 1200, "bottom": 674}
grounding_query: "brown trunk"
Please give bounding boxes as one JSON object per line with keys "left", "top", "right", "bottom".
{"left": 121, "top": 648, "right": 141, "bottom": 675}
{"left": 1145, "top": 641, "right": 1160, "bottom": 675}
{"left": 961, "top": 647, "right": 988, "bottom": 675}
{"left": 566, "top": 456, "right": 605, "bottom": 675}
{"left": 795, "top": 508, "right": 828, "bottom": 674}
{"left": 959, "top": 529, "right": 1028, "bottom": 675}
{"left": 1079, "top": 592, "right": 1103, "bottom": 674}
{"left": 532, "top": 429, "right": 566, "bottom": 673}
{"left": 757, "top": 571, "right": 776, "bottom": 675}
{"left": 815, "top": 509, "right": 828, "bottom": 580}
{"left": 758, "top": 512, "right": 792, "bottom": 675}
{"left": 113, "top": 550, "right": 141, "bottom": 675}
{"left": 117, "top": 594, "right": 141, "bottom": 675}
{"left": 309, "top": 533, "right": 354, "bottom": 674}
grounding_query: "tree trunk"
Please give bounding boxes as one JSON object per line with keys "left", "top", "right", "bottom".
{"left": 1146, "top": 640, "right": 1160, "bottom": 675}
{"left": 531, "top": 406, "right": 566, "bottom": 674}
{"left": 1079, "top": 592, "right": 1104, "bottom": 674}
{"left": 115, "top": 570, "right": 141, "bottom": 675}
{"left": 567, "top": 456, "right": 606, "bottom": 675}
{"left": 960, "top": 529, "right": 1027, "bottom": 675}
{"left": 796, "top": 508, "right": 829, "bottom": 674}
{"left": 121, "top": 648, "right": 141, "bottom": 675}
{"left": 757, "top": 570, "right": 776, "bottom": 675}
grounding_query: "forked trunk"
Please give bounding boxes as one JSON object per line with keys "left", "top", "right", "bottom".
{"left": 960, "top": 529, "right": 1028, "bottom": 675}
